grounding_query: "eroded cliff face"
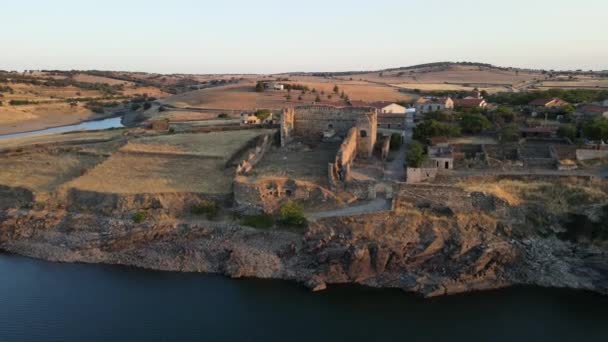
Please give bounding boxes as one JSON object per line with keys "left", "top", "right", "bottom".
{"left": 1, "top": 190, "right": 607, "bottom": 297}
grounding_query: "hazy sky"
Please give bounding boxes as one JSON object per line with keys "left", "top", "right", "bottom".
{"left": 1, "top": 0, "right": 607, "bottom": 73}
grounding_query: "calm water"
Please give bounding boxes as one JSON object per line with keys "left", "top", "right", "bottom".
{"left": 0, "top": 117, "right": 124, "bottom": 140}
{"left": 0, "top": 254, "right": 607, "bottom": 342}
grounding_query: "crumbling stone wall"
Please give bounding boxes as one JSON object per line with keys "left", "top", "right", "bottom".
{"left": 379, "top": 136, "right": 391, "bottom": 161}
{"left": 405, "top": 167, "right": 438, "bottom": 183}
{"left": 329, "top": 127, "right": 358, "bottom": 188}
{"left": 235, "top": 134, "right": 272, "bottom": 175}
{"left": 280, "top": 107, "right": 295, "bottom": 147}
{"left": 576, "top": 149, "right": 608, "bottom": 161}
{"left": 233, "top": 176, "right": 343, "bottom": 214}
{"left": 281, "top": 105, "right": 377, "bottom": 155}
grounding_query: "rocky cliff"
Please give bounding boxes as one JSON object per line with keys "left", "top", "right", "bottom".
{"left": 1, "top": 184, "right": 607, "bottom": 297}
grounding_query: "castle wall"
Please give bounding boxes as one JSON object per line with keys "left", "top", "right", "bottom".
{"left": 280, "top": 107, "right": 295, "bottom": 147}
{"left": 286, "top": 105, "right": 375, "bottom": 140}
{"left": 328, "top": 127, "right": 358, "bottom": 188}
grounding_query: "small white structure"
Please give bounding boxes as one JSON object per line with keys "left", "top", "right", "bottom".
{"left": 370, "top": 102, "right": 406, "bottom": 114}
{"left": 415, "top": 97, "right": 454, "bottom": 114}
{"left": 264, "top": 82, "right": 284, "bottom": 91}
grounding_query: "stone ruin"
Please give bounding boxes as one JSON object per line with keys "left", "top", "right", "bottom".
{"left": 280, "top": 104, "right": 378, "bottom": 189}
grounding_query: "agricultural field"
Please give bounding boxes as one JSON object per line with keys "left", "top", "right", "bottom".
{"left": 66, "top": 130, "right": 273, "bottom": 194}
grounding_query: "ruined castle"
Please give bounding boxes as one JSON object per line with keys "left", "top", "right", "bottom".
{"left": 280, "top": 105, "right": 377, "bottom": 156}
{"left": 280, "top": 104, "right": 378, "bottom": 189}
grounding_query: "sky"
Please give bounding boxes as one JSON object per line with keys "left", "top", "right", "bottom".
{"left": 1, "top": 0, "right": 607, "bottom": 74}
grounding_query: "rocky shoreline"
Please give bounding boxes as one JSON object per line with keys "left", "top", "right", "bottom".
{"left": 1, "top": 200, "right": 607, "bottom": 297}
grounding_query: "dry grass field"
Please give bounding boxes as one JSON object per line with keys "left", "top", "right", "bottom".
{"left": 458, "top": 179, "right": 607, "bottom": 213}
{"left": 67, "top": 130, "right": 272, "bottom": 194}
{"left": 164, "top": 78, "right": 415, "bottom": 110}
{"left": 0, "top": 152, "right": 103, "bottom": 193}
{"left": 252, "top": 142, "right": 340, "bottom": 185}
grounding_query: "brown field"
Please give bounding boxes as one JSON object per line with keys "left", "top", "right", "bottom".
{"left": 72, "top": 73, "right": 133, "bottom": 86}
{"left": 0, "top": 151, "right": 104, "bottom": 193}
{"left": 67, "top": 130, "right": 272, "bottom": 194}
{"left": 347, "top": 65, "right": 540, "bottom": 85}
{"left": 391, "top": 83, "right": 510, "bottom": 93}
{"left": 164, "top": 78, "right": 415, "bottom": 110}
{"left": 157, "top": 110, "right": 239, "bottom": 121}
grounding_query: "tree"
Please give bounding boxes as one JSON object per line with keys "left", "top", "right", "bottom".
{"left": 460, "top": 113, "right": 492, "bottom": 134}
{"left": 413, "top": 120, "right": 461, "bottom": 143}
{"left": 143, "top": 102, "right": 152, "bottom": 110}
{"left": 557, "top": 124, "right": 577, "bottom": 140}
{"left": 406, "top": 141, "right": 426, "bottom": 167}
{"left": 494, "top": 106, "right": 515, "bottom": 123}
{"left": 333, "top": 85, "right": 339, "bottom": 93}
{"left": 255, "top": 81, "right": 265, "bottom": 92}
{"left": 298, "top": 96, "right": 303, "bottom": 101}
{"left": 254, "top": 109, "right": 271, "bottom": 121}
{"left": 327, "top": 94, "right": 332, "bottom": 100}
{"left": 279, "top": 201, "right": 307, "bottom": 227}
{"left": 583, "top": 117, "right": 608, "bottom": 141}
{"left": 130, "top": 103, "right": 141, "bottom": 111}
{"left": 315, "top": 95, "right": 321, "bottom": 102}
{"left": 499, "top": 124, "right": 520, "bottom": 143}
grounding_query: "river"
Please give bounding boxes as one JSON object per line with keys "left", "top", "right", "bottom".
{"left": 0, "top": 117, "right": 124, "bottom": 140}
{"left": 0, "top": 254, "right": 606, "bottom": 342}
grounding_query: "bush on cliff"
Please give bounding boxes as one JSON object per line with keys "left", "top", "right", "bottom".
{"left": 279, "top": 201, "right": 307, "bottom": 228}
{"left": 191, "top": 201, "right": 219, "bottom": 219}
{"left": 241, "top": 214, "right": 274, "bottom": 229}
{"left": 390, "top": 133, "right": 402, "bottom": 150}
{"left": 132, "top": 211, "right": 147, "bottom": 224}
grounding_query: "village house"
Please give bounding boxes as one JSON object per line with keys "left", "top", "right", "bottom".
{"left": 453, "top": 98, "right": 488, "bottom": 109}
{"left": 576, "top": 105, "right": 608, "bottom": 118}
{"left": 240, "top": 111, "right": 274, "bottom": 125}
{"left": 415, "top": 97, "right": 454, "bottom": 115}
{"left": 427, "top": 138, "right": 454, "bottom": 170}
{"left": 369, "top": 101, "right": 406, "bottom": 114}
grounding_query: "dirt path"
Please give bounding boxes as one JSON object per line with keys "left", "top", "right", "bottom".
{"left": 306, "top": 198, "right": 391, "bottom": 221}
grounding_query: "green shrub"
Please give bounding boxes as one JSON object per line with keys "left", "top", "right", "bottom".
{"left": 218, "top": 113, "right": 228, "bottom": 119}
{"left": 132, "top": 211, "right": 147, "bottom": 223}
{"left": 279, "top": 201, "right": 307, "bottom": 228}
{"left": 191, "top": 201, "right": 219, "bottom": 219}
{"left": 390, "top": 133, "right": 402, "bottom": 150}
{"left": 241, "top": 214, "right": 274, "bottom": 229}
{"left": 406, "top": 141, "right": 426, "bottom": 167}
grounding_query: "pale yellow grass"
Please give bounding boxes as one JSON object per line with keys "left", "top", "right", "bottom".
{"left": 67, "top": 152, "right": 232, "bottom": 194}
{"left": 128, "top": 129, "right": 274, "bottom": 158}
{"left": 392, "top": 83, "right": 508, "bottom": 93}
{"left": 459, "top": 179, "right": 608, "bottom": 212}
{"left": 0, "top": 129, "right": 125, "bottom": 150}
{"left": 72, "top": 73, "right": 132, "bottom": 86}
{"left": 0, "top": 152, "right": 103, "bottom": 192}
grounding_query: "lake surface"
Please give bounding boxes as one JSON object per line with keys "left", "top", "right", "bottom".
{"left": 0, "top": 117, "right": 124, "bottom": 140}
{"left": 0, "top": 254, "right": 607, "bottom": 342}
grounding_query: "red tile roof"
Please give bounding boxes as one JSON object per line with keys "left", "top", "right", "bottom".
{"left": 579, "top": 105, "right": 608, "bottom": 114}
{"left": 454, "top": 98, "right": 486, "bottom": 107}
{"left": 528, "top": 97, "right": 565, "bottom": 106}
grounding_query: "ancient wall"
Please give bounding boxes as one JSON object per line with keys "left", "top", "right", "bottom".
{"left": 356, "top": 112, "right": 377, "bottom": 158}
{"left": 379, "top": 136, "right": 391, "bottom": 161}
{"left": 233, "top": 176, "right": 343, "bottom": 214}
{"left": 235, "top": 134, "right": 272, "bottom": 175}
{"left": 576, "top": 149, "right": 608, "bottom": 161}
{"left": 281, "top": 105, "right": 377, "bottom": 150}
{"left": 405, "top": 167, "right": 438, "bottom": 184}
{"left": 328, "top": 127, "right": 358, "bottom": 188}
{"left": 280, "top": 107, "right": 295, "bottom": 147}
{"left": 65, "top": 189, "right": 230, "bottom": 216}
